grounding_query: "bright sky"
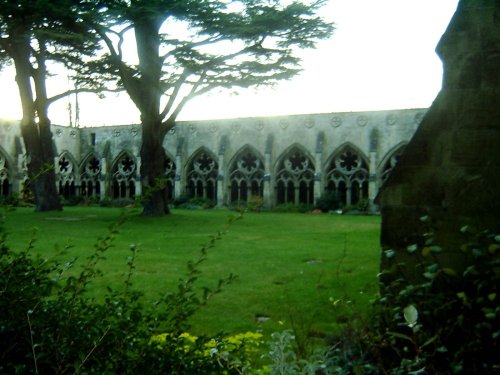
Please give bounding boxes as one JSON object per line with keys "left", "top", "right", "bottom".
{"left": 0, "top": 0, "right": 459, "bottom": 126}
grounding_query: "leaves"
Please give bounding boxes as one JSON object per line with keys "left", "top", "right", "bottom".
{"left": 403, "top": 304, "right": 418, "bottom": 328}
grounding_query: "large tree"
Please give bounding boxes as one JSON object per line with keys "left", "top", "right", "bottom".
{"left": 0, "top": 0, "right": 103, "bottom": 211}
{"left": 94, "top": 0, "right": 334, "bottom": 216}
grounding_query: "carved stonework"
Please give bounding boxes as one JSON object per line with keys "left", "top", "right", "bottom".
{"left": 357, "top": 115, "right": 368, "bottom": 127}
{"left": 330, "top": 116, "right": 342, "bottom": 128}
{"left": 386, "top": 114, "right": 398, "bottom": 126}
{"left": 279, "top": 119, "right": 289, "bottom": 129}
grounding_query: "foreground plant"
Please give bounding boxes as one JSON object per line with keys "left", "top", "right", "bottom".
{"left": 0, "top": 211, "right": 245, "bottom": 374}
{"left": 375, "top": 221, "right": 500, "bottom": 374}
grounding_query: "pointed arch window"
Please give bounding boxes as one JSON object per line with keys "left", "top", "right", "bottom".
{"left": 57, "top": 153, "right": 77, "bottom": 199}
{"left": 0, "top": 153, "right": 10, "bottom": 197}
{"left": 275, "top": 147, "right": 314, "bottom": 205}
{"left": 81, "top": 155, "right": 101, "bottom": 198}
{"left": 186, "top": 151, "right": 218, "bottom": 202}
{"left": 325, "top": 147, "right": 369, "bottom": 206}
{"left": 164, "top": 155, "right": 176, "bottom": 200}
{"left": 229, "top": 149, "right": 264, "bottom": 203}
{"left": 112, "top": 153, "right": 137, "bottom": 199}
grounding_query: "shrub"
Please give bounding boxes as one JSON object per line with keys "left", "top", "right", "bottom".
{"left": 61, "top": 195, "right": 83, "bottom": 206}
{"left": 372, "top": 222, "right": 500, "bottom": 374}
{"left": 172, "top": 195, "right": 189, "bottom": 208}
{"left": 314, "top": 192, "right": 340, "bottom": 212}
{"left": 272, "top": 203, "right": 311, "bottom": 213}
{"left": 247, "top": 195, "right": 264, "bottom": 212}
{"left": 0, "top": 193, "right": 20, "bottom": 207}
{"left": 355, "top": 198, "right": 369, "bottom": 213}
{"left": 0, "top": 211, "right": 245, "bottom": 374}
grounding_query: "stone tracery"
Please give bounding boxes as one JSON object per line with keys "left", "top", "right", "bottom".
{"left": 0, "top": 108, "right": 424, "bottom": 209}
{"left": 275, "top": 147, "right": 315, "bottom": 205}
{"left": 186, "top": 150, "right": 218, "bottom": 202}
{"left": 57, "top": 153, "right": 77, "bottom": 199}
{"left": 229, "top": 148, "right": 264, "bottom": 203}
{"left": 80, "top": 155, "right": 101, "bottom": 198}
{"left": 112, "top": 153, "right": 137, "bottom": 199}
{"left": 325, "top": 146, "right": 369, "bottom": 206}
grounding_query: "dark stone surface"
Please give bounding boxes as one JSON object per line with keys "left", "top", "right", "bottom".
{"left": 378, "top": 0, "right": 500, "bottom": 274}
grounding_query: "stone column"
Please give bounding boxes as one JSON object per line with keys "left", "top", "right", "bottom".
{"left": 314, "top": 132, "right": 324, "bottom": 204}
{"left": 263, "top": 134, "right": 274, "bottom": 207}
{"left": 175, "top": 138, "right": 184, "bottom": 199}
{"left": 217, "top": 154, "right": 224, "bottom": 207}
{"left": 368, "top": 128, "right": 379, "bottom": 212}
{"left": 314, "top": 158, "right": 322, "bottom": 204}
{"left": 216, "top": 135, "right": 227, "bottom": 206}
{"left": 368, "top": 151, "right": 377, "bottom": 211}
{"left": 174, "top": 154, "right": 182, "bottom": 198}
{"left": 134, "top": 156, "right": 142, "bottom": 197}
{"left": 263, "top": 154, "right": 272, "bottom": 207}
{"left": 100, "top": 158, "right": 107, "bottom": 200}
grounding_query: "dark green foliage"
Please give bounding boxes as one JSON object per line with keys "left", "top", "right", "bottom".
{"left": 0, "top": 211, "right": 242, "bottom": 374}
{"left": 173, "top": 196, "right": 215, "bottom": 209}
{"left": 315, "top": 191, "right": 341, "bottom": 212}
{"left": 371, "top": 223, "right": 500, "bottom": 374}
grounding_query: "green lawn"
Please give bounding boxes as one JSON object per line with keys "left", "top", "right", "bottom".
{"left": 1, "top": 207, "right": 381, "bottom": 338}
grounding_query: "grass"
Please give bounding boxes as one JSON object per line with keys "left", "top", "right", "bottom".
{"left": 1, "top": 206, "right": 381, "bottom": 339}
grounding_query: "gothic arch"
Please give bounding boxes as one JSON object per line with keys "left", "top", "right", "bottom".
{"left": 80, "top": 153, "right": 102, "bottom": 198}
{"left": 0, "top": 147, "right": 13, "bottom": 197}
{"left": 110, "top": 151, "right": 138, "bottom": 199}
{"left": 163, "top": 151, "right": 176, "bottom": 200}
{"left": 274, "top": 144, "right": 315, "bottom": 205}
{"left": 57, "top": 151, "right": 78, "bottom": 199}
{"left": 185, "top": 147, "right": 218, "bottom": 202}
{"left": 324, "top": 143, "right": 369, "bottom": 207}
{"left": 227, "top": 145, "right": 265, "bottom": 204}
{"left": 378, "top": 142, "right": 407, "bottom": 186}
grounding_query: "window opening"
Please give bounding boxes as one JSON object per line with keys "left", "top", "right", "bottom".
{"left": 325, "top": 147, "right": 369, "bottom": 206}
{"left": 275, "top": 148, "right": 314, "bottom": 205}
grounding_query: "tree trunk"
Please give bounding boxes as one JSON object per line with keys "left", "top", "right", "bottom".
{"left": 134, "top": 19, "right": 169, "bottom": 216}
{"left": 13, "top": 35, "right": 62, "bottom": 212}
{"left": 140, "top": 116, "right": 169, "bottom": 216}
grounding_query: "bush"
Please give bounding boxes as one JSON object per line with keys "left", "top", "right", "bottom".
{"left": 0, "top": 193, "right": 20, "bottom": 207}
{"left": 0, "top": 211, "right": 245, "bottom": 374}
{"left": 272, "top": 203, "right": 311, "bottom": 213}
{"left": 314, "top": 192, "right": 340, "bottom": 212}
{"left": 355, "top": 198, "right": 369, "bottom": 213}
{"left": 61, "top": 195, "right": 83, "bottom": 206}
{"left": 172, "top": 196, "right": 215, "bottom": 209}
{"left": 371, "top": 222, "right": 500, "bottom": 373}
{"left": 247, "top": 195, "right": 264, "bottom": 211}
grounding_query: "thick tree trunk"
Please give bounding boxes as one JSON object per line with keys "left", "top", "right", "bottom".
{"left": 140, "top": 116, "right": 169, "bottom": 216}
{"left": 20, "top": 121, "right": 62, "bottom": 212}
{"left": 13, "top": 36, "right": 61, "bottom": 212}
{"left": 134, "top": 19, "right": 169, "bottom": 216}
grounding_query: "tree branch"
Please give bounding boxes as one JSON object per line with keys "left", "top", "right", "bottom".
{"left": 47, "top": 87, "right": 123, "bottom": 105}
{"left": 160, "top": 69, "right": 189, "bottom": 119}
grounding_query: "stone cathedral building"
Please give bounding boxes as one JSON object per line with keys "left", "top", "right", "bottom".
{"left": 0, "top": 108, "right": 426, "bottom": 209}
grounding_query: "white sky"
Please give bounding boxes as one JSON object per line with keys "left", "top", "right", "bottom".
{"left": 0, "top": 0, "right": 459, "bottom": 126}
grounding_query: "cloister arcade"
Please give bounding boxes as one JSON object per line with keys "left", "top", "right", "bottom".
{"left": 0, "top": 108, "right": 423, "bottom": 208}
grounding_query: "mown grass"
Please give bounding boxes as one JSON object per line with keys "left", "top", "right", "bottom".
{"left": 1, "top": 206, "right": 381, "bottom": 338}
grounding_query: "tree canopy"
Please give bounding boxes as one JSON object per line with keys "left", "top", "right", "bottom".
{"left": 91, "top": 0, "right": 334, "bottom": 215}
{"left": 1, "top": 0, "right": 334, "bottom": 215}
{"left": 94, "top": 0, "right": 334, "bottom": 128}
{"left": 0, "top": 0, "right": 105, "bottom": 211}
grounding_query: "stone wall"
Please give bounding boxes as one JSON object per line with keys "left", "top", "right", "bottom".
{"left": 0, "top": 108, "right": 425, "bottom": 208}
{"left": 378, "top": 0, "right": 500, "bottom": 272}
